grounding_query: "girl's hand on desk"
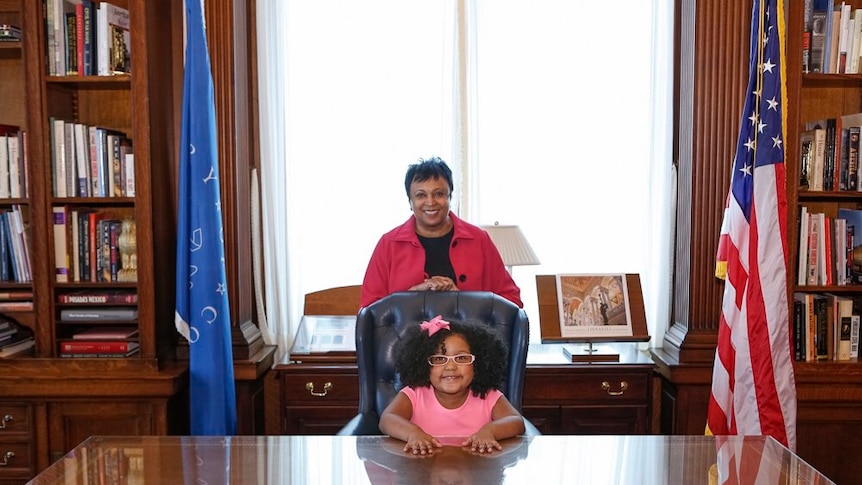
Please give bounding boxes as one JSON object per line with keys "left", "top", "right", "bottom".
{"left": 462, "top": 430, "right": 502, "bottom": 454}
{"left": 403, "top": 431, "right": 442, "bottom": 455}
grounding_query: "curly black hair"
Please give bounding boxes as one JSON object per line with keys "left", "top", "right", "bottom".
{"left": 394, "top": 319, "right": 508, "bottom": 399}
{"left": 403, "top": 157, "right": 454, "bottom": 199}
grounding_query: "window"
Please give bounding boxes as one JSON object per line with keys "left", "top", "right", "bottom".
{"left": 256, "top": 0, "right": 674, "bottom": 352}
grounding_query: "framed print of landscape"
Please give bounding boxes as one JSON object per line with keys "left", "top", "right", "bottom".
{"left": 535, "top": 274, "right": 650, "bottom": 343}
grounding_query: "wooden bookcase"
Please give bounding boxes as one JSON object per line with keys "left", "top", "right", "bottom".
{"left": 0, "top": 1, "right": 187, "bottom": 482}
{"left": 784, "top": 2, "right": 862, "bottom": 484}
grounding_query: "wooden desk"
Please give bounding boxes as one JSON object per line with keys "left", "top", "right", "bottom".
{"left": 276, "top": 343, "right": 658, "bottom": 435}
{"left": 25, "top": 434, "right": 835, "bottom": 484}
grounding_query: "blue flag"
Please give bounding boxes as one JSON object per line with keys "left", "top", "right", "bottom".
{"left": 175, "top": 0, "right": 237, "bottom": 436}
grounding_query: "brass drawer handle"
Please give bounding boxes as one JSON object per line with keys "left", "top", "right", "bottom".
{"left": 306, "top": 381, "right": 333, "bottom": 397}
{"left": 601, "top": 381, "right": 628, "bottom": 396}
{"left": 0, "top": 415, "right": 11, "bottom": 429}
{"left": 0, "top": 451, "right": 14, "bottom": 466}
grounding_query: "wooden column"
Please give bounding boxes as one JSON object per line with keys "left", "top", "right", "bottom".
{"left": 204, "top": 0, "right": 274, "bottom": 435}
{"left": 203, "top": 0, "right": 262, "bottom": 360}
{"left": 651, "top": 0, "right": 751, "bottom": 435}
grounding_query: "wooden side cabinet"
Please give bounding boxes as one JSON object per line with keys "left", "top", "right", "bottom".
{"left": 521, "top": 344, "right": 657, "bottom": 435}
{"left": 276, "top": 344, "right": 657, "bottom": 435}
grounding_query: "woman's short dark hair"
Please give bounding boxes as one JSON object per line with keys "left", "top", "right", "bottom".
{"left": 404, "top": 157, "right": 454, "bottom": 199}
{"left": 394, "top": 319, "right": 508, "bottom": 399}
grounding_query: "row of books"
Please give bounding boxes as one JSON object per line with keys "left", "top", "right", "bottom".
{"left": 0, "top": 205, "right": 32, "bottom": 283}
{"left": 796, "top": 207, "right": 861, "bottom": 286}
{"left": 804, "top": 1, "right": 862, "bottom": 74}
{"left": 58, "top": 325, "right": 139, "bottom": 358}
{"left": 0, "top": 316, "right": 35, "bottom": 358}
{"left": 50, "top": 118, "right": 135, "bottom": 198}
{"left": 44, "top": 0, "right": 131, "bottom": 77}
{"left": 793, "top": 293, "right": 859, "bottom": 361}
{"left": 0, "top": 125, "right": 29, "bottom": 199}
{"left": 798, "top": 113, "right": 862, "bottom": 192}
{"left": 53, "top": 208, "right": 135, "bottom": 284}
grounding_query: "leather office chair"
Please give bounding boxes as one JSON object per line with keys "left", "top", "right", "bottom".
{"left": 338, "top": 290, "right": 539, "bottom": 436}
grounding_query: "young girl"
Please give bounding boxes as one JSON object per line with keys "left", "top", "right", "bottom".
{"left": 379, "top": 315, "right": 526, "bottom": 455}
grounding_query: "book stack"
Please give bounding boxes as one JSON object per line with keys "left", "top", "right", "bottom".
{"left": 0, "top": 24, "right": 21, "bottom": 42}
{"left": 0, "top": 316, "right": 35, "bottom": 358}
{"left": 59, "top": 325, "right": 139, "bottom": 358}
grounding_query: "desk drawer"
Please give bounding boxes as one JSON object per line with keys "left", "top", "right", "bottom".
{"left": 524, "top": 371, "right": 650, "bottom": 402}
{"left": 0, "top": 403, "right": 32, "bottom": 437}
{"left": 0, "top": 440, "right": 34, "bottom": 479}
{"left": 282, "top": 372, "right": 359, "bottom": 404}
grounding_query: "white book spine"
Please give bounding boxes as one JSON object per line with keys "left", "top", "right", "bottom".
{"left": 0, "top": 135, "right": 9, "bottom": 199}
{"left": 7, "top": 135, "right": 19, "bottom": 199}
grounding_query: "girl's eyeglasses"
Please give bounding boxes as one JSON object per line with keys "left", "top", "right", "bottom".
{"left": 428, "top": 353, "right": 475, "bottom": 366}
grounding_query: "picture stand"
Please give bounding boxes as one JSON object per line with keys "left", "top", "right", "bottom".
{"left": 562, "top": 342, "right": 620, "bottom": 363}
{"left": 536, "top": 274, "right": 650, "bottom": 363}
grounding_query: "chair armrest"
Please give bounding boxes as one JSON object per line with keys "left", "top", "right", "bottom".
{"left": 336, "top": 412, "right": 383, "bottom": 436}
{"left": 522, "top": 418, "right": 542, "bottom": 436}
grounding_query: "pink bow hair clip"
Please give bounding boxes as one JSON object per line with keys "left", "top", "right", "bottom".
{"left": 420, "top": 315, "right": 450, "bottom": 336}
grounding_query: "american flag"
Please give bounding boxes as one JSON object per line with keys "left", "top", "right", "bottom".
{"left": 708, "top": 0, "right": 797, "bottom": 452}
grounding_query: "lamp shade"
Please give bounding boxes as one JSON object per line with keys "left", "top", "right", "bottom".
{"left": 481, "top": 223, "right": 540, "bottom": 267}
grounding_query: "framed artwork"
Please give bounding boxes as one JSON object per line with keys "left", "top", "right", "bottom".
{"left": 536, "top": 273, "right": 650, "bottom": 343}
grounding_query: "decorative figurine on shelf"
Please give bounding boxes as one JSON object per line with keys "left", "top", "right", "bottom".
{"left": 117, "top": 219, "right": 137, "bottom": 282}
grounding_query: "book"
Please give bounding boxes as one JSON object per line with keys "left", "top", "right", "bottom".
{"left": 7, "top": 132, "right": 20, "bottom": 198}
{"left": 847, "top": 126, "right": 860, "bottom": 190}
{"left": 839, "top": 316, "right": 853, "bottom": 360}
{"left": 0, "top": 336, "right": 34, "bottom": 357}
{"left": 0, "top": 300, "right": 34, "bottom": 311}
{"left": 838, "top": 208, "right": 862, "bottom": 283}
{"left": 59, "top": 349, "right": 139, "bottom": 358}
{"left": 60, "top": 307, "right": 138, "bottom": 321}
{"left": 53, "top": 206, "right": 70, "bottom": 283}
{"left": 0, "top": 290, "right": 34, "bottom": 301}
{"left": 799, "top": 131, "right": 814, "bottom": 188}
{"left": 58, "top": 290, "right": 137, "bottom": 304}
{"left": 60, "top": 340, "right": 138, "bottom": 353}
{"left": 72, "top": 326, "right": 138, "bottom": 340}
{"left": 0, "top": 24, "right": 21, "bottom": 41}
{"left": 101, "top": 2, "right": 130, "bottom": 75}
{"left": 0, "top": 134, "right": 9, "bottom": 199}
{"left": 851, "top": 314, "right": 861, "bottom": 358}
{"left": 811, "top": 8, "right": 828, "bottom": 72}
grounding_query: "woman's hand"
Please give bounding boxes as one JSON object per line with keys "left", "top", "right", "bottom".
{"left": 410, "top": 276, "right": 459, "bottom": 292}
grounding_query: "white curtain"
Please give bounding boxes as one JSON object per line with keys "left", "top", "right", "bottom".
{"left": 256, "top": 0, "right": 675, "bottom": 360}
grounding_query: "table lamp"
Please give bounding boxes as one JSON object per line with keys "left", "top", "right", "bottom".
{"left": 481, "top": 222, "right": 540, "bottom": 274}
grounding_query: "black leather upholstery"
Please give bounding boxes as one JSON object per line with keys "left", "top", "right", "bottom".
{"left": 338, "top": 290, "right": 535, "bottom": 436}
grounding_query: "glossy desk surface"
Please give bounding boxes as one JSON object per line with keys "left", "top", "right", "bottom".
{"left": 26, "top": 434, "right": 833, "bottom": 485}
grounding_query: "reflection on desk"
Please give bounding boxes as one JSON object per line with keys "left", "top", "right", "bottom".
{"left": 26, "top": 434, "right": 834, "bottom": 485}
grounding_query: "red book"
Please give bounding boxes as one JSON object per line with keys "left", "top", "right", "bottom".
{"left": 60, "top": 340, "right": 138, "bottom": 354}
{"left": 57, "top": 290, "right": 137, "bottom": 304}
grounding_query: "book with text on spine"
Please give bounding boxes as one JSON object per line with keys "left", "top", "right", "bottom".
{"left": 60, "top": 340, "right": 138, "bottom": 354}
{"left": 58, "top": 290, "right": 137, "bottom": 304}
{"left": 60, "top": 307, "right": 138, "bottom": 321}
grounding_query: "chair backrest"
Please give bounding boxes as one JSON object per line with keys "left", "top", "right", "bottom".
{"left": 304, "top": 285, "right": 362, "bottom": 315}
{"left": 355, "top": 291, "right": 530, "bottom": 420}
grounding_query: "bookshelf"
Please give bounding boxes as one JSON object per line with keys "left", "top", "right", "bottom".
{"left": 786, "top": 1, "right": 862, "bottom": 483}
{"left": 0, "top": 0, "right": 187, "bottom": 481}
